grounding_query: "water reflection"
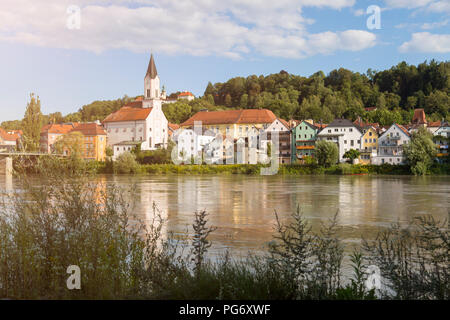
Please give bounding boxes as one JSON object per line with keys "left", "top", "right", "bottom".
{"left": 109, "top": 175, "right": 449, "bottom": 258}
{"left": 1, "top": 174, "right": 448, "bottom": 259}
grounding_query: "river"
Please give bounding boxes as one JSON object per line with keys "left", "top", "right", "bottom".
{"left": 1, "top": 174, "right": 449, "bottom": 259}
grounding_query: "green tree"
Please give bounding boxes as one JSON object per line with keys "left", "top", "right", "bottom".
{"left": 403, "top": 127, "right": 438, "bottom": 175}
{"left": 343, "top": 149, "right": 361, "bottom": 163}
{"left": 315, "top": 140, "right": 339, "bottom": 167}
{"left": 22, "top": 93, "right": 43, "bottom": 151}
{"left": 114, "top": 152, "right": 140, "bottom": 174}
{"left": 53, "top": 131, "right": 84, "bottom": 158}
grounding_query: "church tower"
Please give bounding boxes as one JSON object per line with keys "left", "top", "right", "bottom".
{"left": 143, "top": 53, "right": 162, "bottom": 110}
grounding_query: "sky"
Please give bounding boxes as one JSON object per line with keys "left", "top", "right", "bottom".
{"left": 0, "top": 0, "right": 449, "bottom": 121}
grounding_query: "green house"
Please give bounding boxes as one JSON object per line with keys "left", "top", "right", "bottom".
{"left": 291, "top": 121, "right": 319, "bottom": 163}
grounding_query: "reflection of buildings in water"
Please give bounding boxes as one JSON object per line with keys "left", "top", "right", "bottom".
{"left": 136, "top": 178, "right": 170, "bottom": 240}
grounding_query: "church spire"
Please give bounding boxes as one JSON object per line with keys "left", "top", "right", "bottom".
{"left": 146, "top": 53, "right": 158, "bottom": 79}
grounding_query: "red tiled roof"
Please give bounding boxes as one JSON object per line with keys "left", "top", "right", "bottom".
{"left": 314, "top": 123, "right": 328, "bottom": 129}
{"left": 277, "top": 118, "right": 290, "bottom": 129}
{"left": 428, "top": 121, "right": 441, "bottom": 127}
{"left": 178, "top": 91, "right": 194, "bottom": 97}
{"left": 365, "top": 107, "right": 377, "bottom": 112}
{"left": 181, "top": 109, "right": 277, "bottom": 127}
{"left": 103, "top": 104, "right": 153, "bottom": 123}
{"left": 412, "top": 108, "right": 427, "bottom": 125}
{"left": 70, "top": 123, "right": 106, "bottom": 136}
{"left": 168, "top": 123, "right": 180, "bottom": 131}
{"left": 0, "top": 128, "right": 18, "bottom": 141}
{"left": 396, "top": 124, "right": 411, "bottom": 137}
{"left": 41, "top": 123, "right": 75, "bottom": 134}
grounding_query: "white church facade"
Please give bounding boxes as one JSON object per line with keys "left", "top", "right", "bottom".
{"left": 103, "top": 54, "right": 169, "bottom": 159}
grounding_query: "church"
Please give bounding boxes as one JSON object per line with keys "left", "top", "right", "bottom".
{"left": 103, "top": 54, "right": 169, "bottom": 159}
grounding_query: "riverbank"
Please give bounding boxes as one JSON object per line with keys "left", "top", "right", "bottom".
{"left": 94, "top": 162, "right": 450, "bottom": 175}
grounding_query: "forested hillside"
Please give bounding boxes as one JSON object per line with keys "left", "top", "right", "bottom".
{"left": 203, "top": 60, "right": 449, "bottom": 125}
{"left": 1, "top": 60, "right": 448, "bottom": 130}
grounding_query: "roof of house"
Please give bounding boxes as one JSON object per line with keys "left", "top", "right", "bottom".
{"left": 275, "top": 118, "right": 290, "bottom": 129}
{"left": 103, "top": 105, "right": 152, "bottom": 123}
{"left": 353, "top": 117, "right": 379, "bottom": 130}
{"left": 365, "top": 107, "right": 377, "bottom": 112}
{"left": 146, "top": 54, "right": 158, "bottom": 79}
{"left": 0, "top": 128, "right": 19, "bottom": 141}
{"left": 398, "top": 124, "right": 411, "bottom": 136}
{"left": 178, "top": 91, "right": 194, "bottom": 97}
{"left": 428, "top": 121, "right": 441, "bottom": 127}
{"left": 313, "top": 123, "right": 328, "bottom": 129}
{"left": 181, "top": 109, "right": 277, "bottom": 127}
{"left": 41, "top": 123, "right": 76, "bottom": 134}
{"left": 70, "top": 123, "right": 106, "bottom": 136}
{"left": 412, "top": 108, "right": 427, "bottom": 124}
{"left": 327, "top": 119, "right": 356, "bottom": 128}
{"left": 168, "top": 123, "right": 180, "bottom": 131}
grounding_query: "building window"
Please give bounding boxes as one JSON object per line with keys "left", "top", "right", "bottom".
{"left": 147, "top": 89, "right": 150, "bottom": 98}
{"left": 344, "top": 140, "right": 347, "bottom": 144}
{"left": 349, "top": 128, "right": 353, "bottom": 132}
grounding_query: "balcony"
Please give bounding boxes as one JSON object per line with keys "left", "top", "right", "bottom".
{"left": 296, "top": 145, "right": 315, "bottom": 150}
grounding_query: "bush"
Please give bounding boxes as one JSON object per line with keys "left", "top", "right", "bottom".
{"left": 363, "top": 215, "right": 449, "bottom": 299}
{"left": 315, "top": 140, "right": 339, "bottom": 167}
{"left": 114, "top": 152, "right": 141, "bottom": 174}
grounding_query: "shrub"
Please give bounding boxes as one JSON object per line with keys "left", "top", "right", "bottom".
{"left": 315, "top": 140, "right": 339, "bottom": 167}
{"left": 114, "top": 152, "right": 141, "bottom": 174}
{"left": 363, "top": 214, "right": 449, "bottom": 299}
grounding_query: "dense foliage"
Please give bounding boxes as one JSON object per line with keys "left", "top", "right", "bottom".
{"left": 403, "top": 127, "right": 438, "bottom": 175}
{"left": 203, "top": 60, "right": 449, "bottom": 124}
{"left": 315, "top": 140, "right": 339, "bottom": 167}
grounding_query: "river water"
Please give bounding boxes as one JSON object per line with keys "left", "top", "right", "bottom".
{"left": 2, "top": 174, "right": 449, "bottom": 259}
{"left": 107, "top": 174, "right": 449, "bottom": 257}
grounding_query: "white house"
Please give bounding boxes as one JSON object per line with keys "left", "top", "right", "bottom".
{"left": 172, "top": 127, "right": 216, "bottom": 163}
{"left": 317, "top": 119, "right": 363, "bottom": 162}
{"left": 103, "top": 54, "right": 168, "bottom": 159}
{"left": 373, "top": 123, "right": 410, "bottom": 165}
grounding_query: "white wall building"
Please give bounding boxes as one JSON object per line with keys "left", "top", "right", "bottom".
{"left": 317, "top": 119, "right": 363, "bottom": 162}
{"left": 172, "top": 128, "right": 216, "bottom": 163}
{"left": 103, "top": 54, "right": 168, "bottom": 158}
{"left": 373, "top": 123, "right": 410, "bottom": 165}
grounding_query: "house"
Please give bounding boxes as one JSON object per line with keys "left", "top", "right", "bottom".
{"left": 103, "top": 54, "right": 168, "bottom": 158}
{"left": 359, "top": 126, "right": 379, "bottom": 165}
{"left": 168, "top": 123, "right": 180, "bottom": 140}
{"left": 172, "top": 127, "right": 216, "bottom": 163}
{"left": 180, "top": 109, "right": 277, "bottom": 140}
{"left": 0, "top": 128, "right": 19, "bottom": 152}
{"left": 373, "top": 124, "right": 410, "bottom": 165}
{"left": 262, "top": 118, "right": 291, "bottom": 164}
{"left": 433, "top": 122, "right": 449, "bottom": 161}
{"left": 40, "top": 123, "right": 76, "bottom": 153}
{"left": 178, "top": 91, "right": 195, "bottom": 101}
{"left": 316, "top": 119, "right": 362, "bottom": 162}
{"left": 290, "top": 120, "right": 322, "bottom": 163}
{"left": 427, "top": 121, "right": 442, "bottom": 135}
{"left": 69, "top": 122, "right": 107, "bottom": 161}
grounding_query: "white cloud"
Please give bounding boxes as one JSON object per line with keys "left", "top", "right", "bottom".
{"left": 426, "top": 1, "right": 450, "bottom": 13}
{"left": 0, "top": 0, "right": 376, "bottom": 59}
{"left": 421, "top": 19, "right": 449, "bottom": 29}
{"left": 384, "top": 0, "right": 434, "bottom": 8}
{"left": 399, "top": 32, "right": 450, "bottom": 52}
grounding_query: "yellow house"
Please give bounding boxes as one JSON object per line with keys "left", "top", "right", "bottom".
{"left": 359, "top": 126, "right": 378, "bottom": 164}
{"left": 180, "top": 109, "right": 277, "bottom": 139}
{"left": 70, "top": 123, "right": 108, "bottom": 161}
